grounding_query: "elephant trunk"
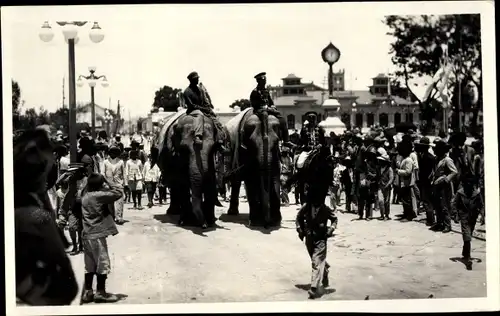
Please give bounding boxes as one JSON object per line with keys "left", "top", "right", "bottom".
{"left": 260, "top": 110, "right": 271, "bottom": 226}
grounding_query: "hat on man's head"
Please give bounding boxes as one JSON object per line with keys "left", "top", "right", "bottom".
{"left": 415, "top": 136, "right": 434, "bottom": 147}
{"left": 187, "top": 71, "right": 199, "bottom": 81}
{"left": 254, "top": 72, "right": 266, "bottom": 80}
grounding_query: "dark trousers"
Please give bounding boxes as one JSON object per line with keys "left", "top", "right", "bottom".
{"left": 254, "top": 108, "right": 289, "bottom": 142}
{"left": 358, "top": 186, "right": 375, "bottom": 218}
{"left": 188, "top": 109, "right": 225, "bottom": 143}
{"left": 377, "top": 186, "right": 392, "bottom": 217}
{"left": 459, "top": 209, "right": 479, "bottom": 260}
{"left": 158, "top": 185, "right": 167, "bottom": 204}
{"left": 400, "top": 186, "right": 416, "bottom": 219}
{"left": 305, "top": 236, "right": 329, "bottom": 290}
{"left": 294, "top": 183, "right": 301, "bottom": 204}
{"left": 418, "top": 181, "right": 434, "bottom": 224}
{"left": 145, "top": 181, "right": 157, "bottom": 205}
{"left": 433, "top": 184, "right": 453, "bottom": 229}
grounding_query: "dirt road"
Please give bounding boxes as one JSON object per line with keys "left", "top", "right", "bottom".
{"left": 67, "top": 195, "right": 487, "bottom": 305}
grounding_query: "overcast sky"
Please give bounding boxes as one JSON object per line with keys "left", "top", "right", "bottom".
{"left": 3, "top": 2, "right": 481, "bottom": 118}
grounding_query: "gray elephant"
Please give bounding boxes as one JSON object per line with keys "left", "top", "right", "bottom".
{"left": 156, "top": 109, "right": 219, "bottom": 228}
{"left": 225, "top": 108, "right": 282, "bottom": 228}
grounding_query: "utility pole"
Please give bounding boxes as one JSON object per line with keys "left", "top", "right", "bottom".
{"left": 62, "top": 76, "right": 66, "bottom": 109}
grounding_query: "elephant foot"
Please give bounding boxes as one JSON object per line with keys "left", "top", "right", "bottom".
{"left": 227, "top": 208, "right": 239, "bottom": 215}
{"left": 167, "top": 206, "right": 181, "bottom": 215}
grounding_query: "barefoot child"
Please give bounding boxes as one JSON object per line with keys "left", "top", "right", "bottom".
{"left": 80, "top": 173, "right": 122, "bottom": 303}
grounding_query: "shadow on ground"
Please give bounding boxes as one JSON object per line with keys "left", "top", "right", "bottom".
{"left": 449, "top": 257, "right": 483, "bottom": 269}
{"left": 294, "top": 284, "right": 337, "bottom": 297}
{"left": 84, "top": 293, "right": 128, "bottom": 305}
{"left": 218, "top": 213, "right": 250, "bottom": 225}
{"left": 153, "top": 214, "right": 229, "bottom": 236}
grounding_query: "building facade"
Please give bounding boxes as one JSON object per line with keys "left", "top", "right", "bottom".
{"left": 269, "top": 72, "right": 421, "bottom": 131}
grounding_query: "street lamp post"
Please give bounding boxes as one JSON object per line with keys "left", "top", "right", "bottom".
{"left": 321, "top": 42, "right": 341, "bottom": 99}
{"left": 351, "top": 101, "right": 357, "bottom": 129}
{"left": 77, "top": 67, "right": 109, "bottom": 139}
{"left": 39, "top": 21, "right": 105, "bottom": 163}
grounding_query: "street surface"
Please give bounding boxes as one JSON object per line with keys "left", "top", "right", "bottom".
{"left": 67, "top": 193, "right": 486, "bottom": 305}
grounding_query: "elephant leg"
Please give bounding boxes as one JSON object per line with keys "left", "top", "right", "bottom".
{"left": 202, "top": 177, "right": 218, "bottom": 226}
{"left": 245, "top": 178, "right": 259, "bottom": 226}
{"left": 228, "top": 176, "right": 241, "bottom": 215}
{"left": 166, "top": 184, "right": 181, "bottom": 215}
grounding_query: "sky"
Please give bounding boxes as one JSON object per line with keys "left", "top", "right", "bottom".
{"left": 3, "top": 2, "right": 480, "bottom": 119}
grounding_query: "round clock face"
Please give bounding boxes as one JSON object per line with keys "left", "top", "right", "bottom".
{"left": 325, "top": 49, "right": 339, "bottom": 63}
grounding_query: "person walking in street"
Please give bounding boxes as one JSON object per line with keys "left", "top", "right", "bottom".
{"left": 144, "top": 153, "right": 161, "bottom": 208}
{"left": 415, "top": 136, "right": 437, "bottom": 226}
{"left": 357, "top": 146, "right": 378, "bottom": 220}
{"left": 430, "top": 139, "right": 458, "bottom": 233}
{"left": 396, "top": 142, "right": 417, "bottom": 222}
{"left": 296, "top": 198, "right": 338, "bottom": 299}
{"left": 451, "top": 174, "right": 484, "bottom": 270}
{"left": 340, "top": 156, "right": 355, "bottom": 213}
{"left": 376, "top": 152, "right": 394, "bottom": 220}
{"left": 125, "top": 150, "right": 144, "bottom": 209}
{"left": 80, "top": 173, "right": 122, "bottom": 304}
{"left": 280, "top": 147, "right": 293, "bottom": 207}
{"left": 103, "top": 146, "right": 126, "bottom": 225}
{"left": 471, "top": 139, "right": 485, "bottom": 225}
{"left": 329, "top": 154, "right": 343, "bottom": 211}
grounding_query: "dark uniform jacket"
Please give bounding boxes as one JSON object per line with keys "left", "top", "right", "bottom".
{"left": 296, "top": 204, "right": 338, "bottom": 240}
{"left": 183, "top": 85, "right": 214, "bottom": 114}
{"left": 250, "top": 87, "right": 273, "bottom": 110}
{"left": 449, "top": 145, "right": 476, "bottom": 183}
{"left": 418, "top": 152, "right": 436, "bottom": 184}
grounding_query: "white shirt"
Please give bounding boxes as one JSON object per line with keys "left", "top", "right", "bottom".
{"left": 143, "top": 161, "right": 161, "bottom": 182}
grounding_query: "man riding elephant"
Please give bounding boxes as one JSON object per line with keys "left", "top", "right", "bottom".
{"left": 250, "top": 72, "right": 295, "bottom": 149}
{"left": 183, "top": 71, "right": 227, "bottom": 152}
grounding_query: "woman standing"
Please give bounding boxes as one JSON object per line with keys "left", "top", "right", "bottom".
{"left": 125, "top": 150, "right": 144, "bottom": 209}
{"left": 143, "top": 153, "right": 161, "bottom": 208}
{"left": 103, "top": 146, "right": 126, "bottom": 224}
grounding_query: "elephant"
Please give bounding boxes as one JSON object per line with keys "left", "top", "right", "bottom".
{"left": 225, "top": 108, "right": 282, "bottom": 228}
{"left": 157, "top": 109, "right": 219, "bottom": 228}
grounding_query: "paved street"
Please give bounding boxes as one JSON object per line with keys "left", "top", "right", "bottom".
{"left": 67, "top": 194, "right": 486, "bottom": 305}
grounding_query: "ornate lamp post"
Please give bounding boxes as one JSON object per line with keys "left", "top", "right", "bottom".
{"left": 39, "top": 21, "right": 105, "bottom": 163}
{"left": 77, "top": 66, "right": 109, "bottom": 139}
{"left": 321, "top": 42, "right": 341, "bottom": 98}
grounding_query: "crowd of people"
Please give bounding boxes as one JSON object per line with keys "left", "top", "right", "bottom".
{"left": 280, "top": 121, "right": 485, "bottom": 274}
{"left": 14, "top": 127, "right": 165, "bottom": 305}
{"left": 13, "top": 116, "right": 485, "bottom": 304}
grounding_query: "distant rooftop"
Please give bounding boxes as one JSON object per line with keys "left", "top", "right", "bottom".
{"left": 282, "top": 73, "right": 301, "bottom": 80}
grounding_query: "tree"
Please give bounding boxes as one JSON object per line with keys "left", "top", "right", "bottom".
{"left": 12, "top": 80, "right": 21, "bottom": 115}
{"left": 229, "top": 99, "right": 251, "bottom": 110}
{"left": 385, "top": 14, "right": 481, "bottom": 134}
{"left": 152, "top": 85, "right": 182, "bottom": 112}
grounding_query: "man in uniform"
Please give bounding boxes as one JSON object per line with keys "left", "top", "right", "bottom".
{"left": 250, "top": 72, "right": 294, "bottom": 148}
{"left": 183, "top": 71, "right": 226, "bottom": 151}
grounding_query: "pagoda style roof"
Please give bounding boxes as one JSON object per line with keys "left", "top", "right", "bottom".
{"left": 372, "top": 73, "right": 389, "bottom": 79}
{"left": 281, "top": 73, "right": 302, "bottom": 80}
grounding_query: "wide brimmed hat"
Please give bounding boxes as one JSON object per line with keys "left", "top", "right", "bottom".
{"left": 108, "top": 146, "right": 121, "bottom": 155}
{"left": 377, "top": 153, "right": 391, "bottom": 162}
{"left": 449, "top": 131, "right": 467, "bottom": 146}
{"left": 434, "top": 139, "right": 451, "bottom": 151}
{"left": 415, "top": 136, "right": 434, "bottom": 147}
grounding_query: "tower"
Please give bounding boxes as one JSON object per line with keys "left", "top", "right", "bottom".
{"left": 331, "top": 69, "right": 345, "bottom": 91}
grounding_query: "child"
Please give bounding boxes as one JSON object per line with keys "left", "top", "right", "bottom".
{"left": 451, "top": 174, "right": 484, "bottom": 270}
{"left": 120, "top": 151, "right": 131, "bottom": 203}
{"left": 143, "top": 154, "right": 161, "bottom": 208}
{"left": 329, "top": 155, "right": 344, "bottom": 211}
{"left": 125, "top": 150, "right": 144, "bottom": 209}
{"left": 296, "top": 203, "right": 338, "bottom": 299}
{"left": 80, "top": 173, "right": 122, "bottom": 303}
{"left": 103, "top": 146, "right": 126, "bottom": 225}
{"left": 396, "top": 142, "right": 417, "bottom": 222}
{"left": 357, "top": 146, "right": 378, "bottom": 220}
{"left": 377, "top": 153, "right": 394, "bottom": 220}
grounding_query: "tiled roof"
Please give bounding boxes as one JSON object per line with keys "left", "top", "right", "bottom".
{"left": 282, "top": 73, "right": 301, "bottom": 80}
{"left": 373, "top": 73, "right": 388, "bottom": 79}
{"left": 274, "top": 89, "right": 416, "bottom": 107}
